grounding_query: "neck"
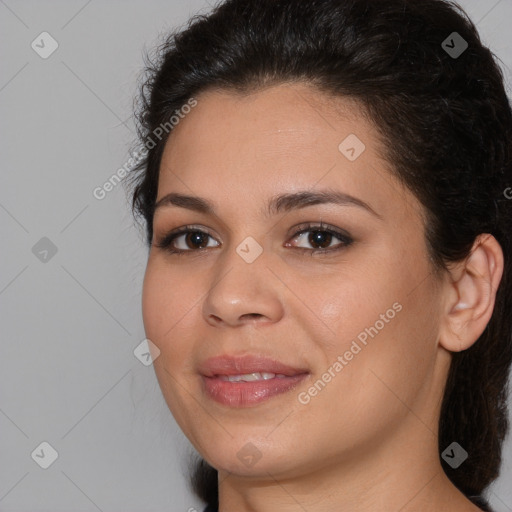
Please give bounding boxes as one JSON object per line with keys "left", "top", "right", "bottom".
{"left": 216, "top": 415, "right": 479, "bottom": 512}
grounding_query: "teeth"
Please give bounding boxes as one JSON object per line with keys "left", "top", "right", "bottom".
{"left": 218, "top": 372, "right": 284, "bottom": 382}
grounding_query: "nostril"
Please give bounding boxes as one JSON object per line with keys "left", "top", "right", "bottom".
{"left": 243, "top": 313, "right": 263, "bottom": 320}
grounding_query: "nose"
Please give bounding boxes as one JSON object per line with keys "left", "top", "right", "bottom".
{"left": 202, "top": 248, "right": 284, "bottom": 328}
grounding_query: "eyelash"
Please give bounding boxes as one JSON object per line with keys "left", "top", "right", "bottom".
{"left": 154, "top": 221, "right": 354, "bottom": 257}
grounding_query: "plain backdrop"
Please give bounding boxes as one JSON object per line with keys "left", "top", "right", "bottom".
{"left": 1, "top": 0, "right": 511, "bottom": 511}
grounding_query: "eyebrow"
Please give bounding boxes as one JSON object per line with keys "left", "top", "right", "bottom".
{"left": 153, "top": 189, "right": 382, "bottom": 219}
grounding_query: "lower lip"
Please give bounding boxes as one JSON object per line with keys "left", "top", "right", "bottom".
{"left": 202, "top": 374, "right": 309, "bottom": 407}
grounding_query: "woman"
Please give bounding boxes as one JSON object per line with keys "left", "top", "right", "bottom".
{"left": 127, "top": 0, "right": 512, "bottom": 510}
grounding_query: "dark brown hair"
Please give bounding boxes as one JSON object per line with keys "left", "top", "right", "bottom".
{"left": 127, "top": 1, "right": 512, "bottom": 510}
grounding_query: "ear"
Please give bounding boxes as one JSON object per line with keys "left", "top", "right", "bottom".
{"left": 439, "top": 234, "right": 504, "bottom": 353}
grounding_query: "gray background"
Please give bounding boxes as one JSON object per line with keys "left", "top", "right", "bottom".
{"left": 0, "top": 0, "right": 511, "bottom": 511}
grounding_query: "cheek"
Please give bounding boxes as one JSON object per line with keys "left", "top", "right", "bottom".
{"left": 307, "top": 248, "right": 440, "bottom": 393}
{"left": 141, "top": 259, "right": 197, "bottom": 364}
{"left": 316, "top": 275, "right": 439, "bottom": 415}
{"left": 304, "top": 264, "right": 401, "bottom": 351}
{"left": 143, "top": 259, "right": 188, "bottom": 332}
{"left": 141, "top": 260, "right": 202, "bottom": 428}
{"left": 141, "top": 261, "right": 167, "bottom": 344}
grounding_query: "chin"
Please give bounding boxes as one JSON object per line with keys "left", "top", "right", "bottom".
{"left": 199, "top": 435, "right": 304, "bottom": 478}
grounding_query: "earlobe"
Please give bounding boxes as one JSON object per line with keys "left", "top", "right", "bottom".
{"left": 439, "top": 234, "right": 504, "bottom": 353}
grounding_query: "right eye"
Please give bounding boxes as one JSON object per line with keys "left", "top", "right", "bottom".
{"left": 154, "top": 226, "right": 220, "bottom": 255}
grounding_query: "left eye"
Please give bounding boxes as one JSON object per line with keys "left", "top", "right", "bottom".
{"left": 287, "top": 227, "right": 352, "bottom": 251}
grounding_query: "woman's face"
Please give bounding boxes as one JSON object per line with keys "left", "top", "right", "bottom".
{"left": 142, "top": 83, "right": 448, "bottom": 480}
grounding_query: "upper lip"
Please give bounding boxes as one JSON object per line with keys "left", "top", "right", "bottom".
{"left": 198, "top": 354, "right": 309, "bottom": 377}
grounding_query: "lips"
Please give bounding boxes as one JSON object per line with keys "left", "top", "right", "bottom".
{"left": 198, "top": 354, "right": 309, "bottom": 378}
{"left": 198, "top": 354, "right": 310, "bottom": 407}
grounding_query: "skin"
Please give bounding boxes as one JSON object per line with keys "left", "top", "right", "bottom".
{"left": 141, "top": 82, "right": 503, "bottom": 511}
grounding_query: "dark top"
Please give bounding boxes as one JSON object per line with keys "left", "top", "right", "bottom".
{"left": 470, "top": 495, "right": 494, "bottom": 511}
{"left": 203, "top": 495, "right": 493, "bottom": 511}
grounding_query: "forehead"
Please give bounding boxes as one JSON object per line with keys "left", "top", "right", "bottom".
{"left": 156, "top": 83, "right": 415, "bottom": 220}
{"left": 161, "top": 83, "right": 365, "bottom": 165}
